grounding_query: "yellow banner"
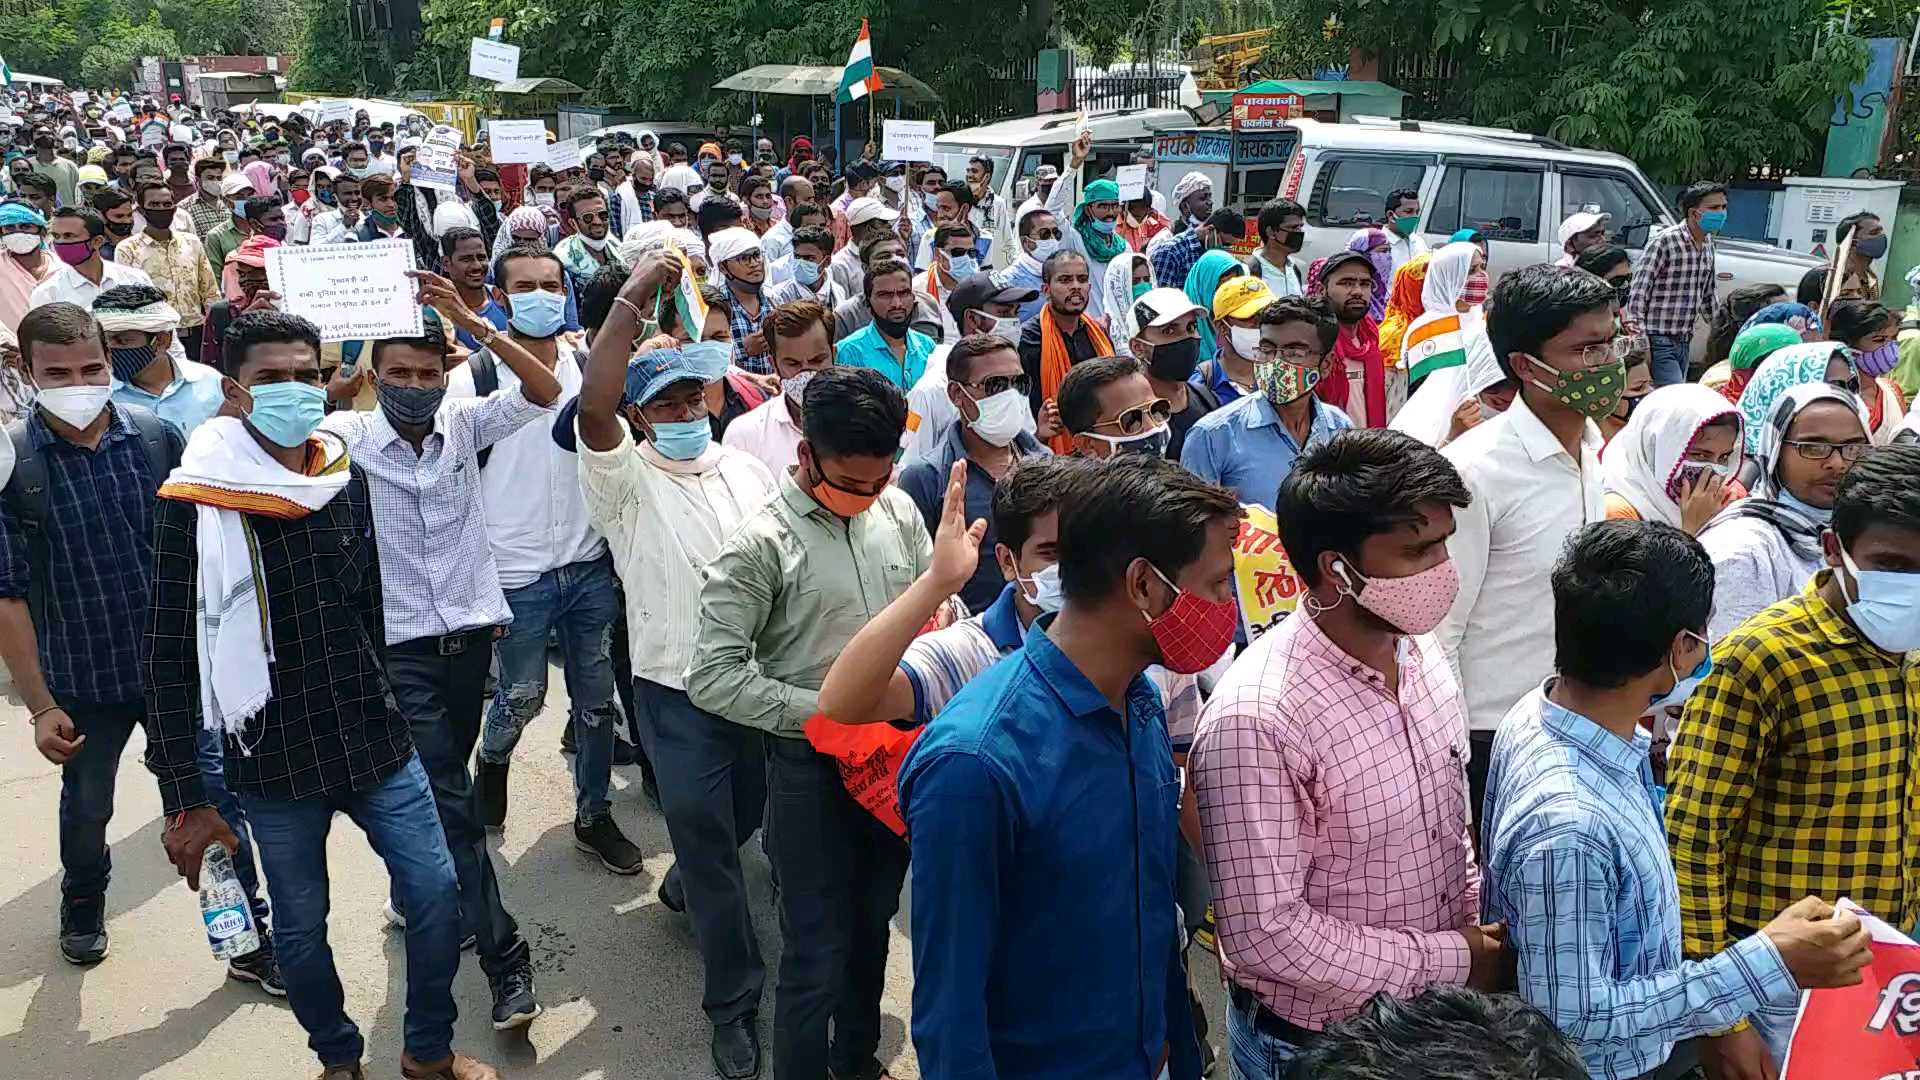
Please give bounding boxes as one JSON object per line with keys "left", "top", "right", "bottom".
{"left": 1232, "top": 502, "right": 1306, "bottom": 640}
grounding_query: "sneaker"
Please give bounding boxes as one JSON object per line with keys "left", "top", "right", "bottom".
{"left": 574, "top": 817, "right": 643, "bottom": 875}
{"left": 58, "top": 898, "right": 109, "bottom": 965}
{"left": 476, "top": 760, "right": 509, "bottom": 830}
{"left": 228, "top": 938, "right": 288, "bottom": 997}
{"left": 382, "top": 902, "right": 476, "bottom": 951}
{"left": 489, "top": 960, "right": 542, "bottom": 1030}
{"left": 400, "top": 1051, "right": 500, "bottom": 1080}
{"left": 611, "top": 737, "right": 637, "bottom": 767}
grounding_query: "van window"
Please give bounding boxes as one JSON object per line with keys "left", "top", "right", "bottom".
{"left": 1308, "top": 156, "right": 1424, "bottom": 228}
{"left": 1427, "top": 163, "right": 1542, "bottom": 242}
{"left": 1558, "top": 169, "right": 1667, "bottom": 250}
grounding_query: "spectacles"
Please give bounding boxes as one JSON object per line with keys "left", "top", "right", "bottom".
{"left": 1252, "top": 342, "right": 1321, "bottom": 364}
{"left": 1784, "top": 439, "right": 1871, "bottom": 462}
{"left": 964, "top": 372, "right": 1031, "bottom": 397}
{"left": 1030, "top": 228, "right": 1061, "bottom": 241}
{"left": 730, "top": 251, "right": 765, "bottom": 264}
{"left": 1569, "top": 335, "right": 1636, "bottom": 369}
{"left": 1095, "top": 397, "right": 1173, "bottom": 435}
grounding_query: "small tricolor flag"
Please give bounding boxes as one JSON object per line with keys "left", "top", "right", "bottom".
{"left": 0, "top": 56, "right": 13, "bottom": 89}
{"left": 663, "top": 242, "right": 707, "bottom": 338}
{"left": 487, "top": 18, "right": 504, "bottom": 40}
{"left": 836, "top": 19, "right": 883, "bottom": 103}
{"left": 1405, "top": 314, "right": 1468, "bottom": 383}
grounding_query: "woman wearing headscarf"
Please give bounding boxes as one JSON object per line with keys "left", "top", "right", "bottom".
{"left": 242, "top": 159, "right": 278, "bottom": 200}
{"left": 1736, "top": 342, "right": 1855, "bottom": 454}
{"left": 1600, "top": 383, "right": 1745, "bottom": 534}
{"left": 1044, "top": 144, "right": 1131, "bottom": 322}
{"left": 1699, "top": 301, "right": 1823, "bottom": 395}
{"left": 1101, "top": 252, "right": 1153, "bottom": 357}
{"left": 1378, "top": 252, "right": 1430, "bottom": 416}
{"left": 1698, "top": 383, "right": 1872, "bottom": 640}
{"left": 1827, "top": 297, "right": 1907, "bottom": 443}
{"left": 1182, "top": 249, "right": 1242, "bottom": 367}
{"left": 1715, "top": 323, "right": 1802, "bottom": 404}
{"left": 1386, "top": 242, "right": 1499, "bottom": 446}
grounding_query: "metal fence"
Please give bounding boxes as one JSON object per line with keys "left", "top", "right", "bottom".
{"left": 927, "top": 51, "right": 1189, "bottom": 132}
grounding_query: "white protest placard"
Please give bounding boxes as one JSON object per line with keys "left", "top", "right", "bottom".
{"left": 544, "top": 137, "right": 582, "bottom": 172}
{"left": 70, "top": 90, "right": 89, "bottom": 107}
{"left": 139, "top": 119, "right": 167, "bottom": 149}
{"left": 266, "top": 240, "right": 424, "bottom": 344}
{"left": 1116, "top": 164, "right": 1148, "bottom": 201}
{"left": 881, "top": 119, "right": 935, "bottom": 162}
{"left": 412, "top": 124, "right": 462, "bottom": 192}
{"left": 469, "top": 38, "right": 521, "bottom": 83}
{"left": 109, "top": 103, "right": 133, "bottom": 123}
{"left": 488, "top": 119, "right": 546, "bottom": 164}
{"left": 316, "top": 99, "right": 355, "bottom": 126}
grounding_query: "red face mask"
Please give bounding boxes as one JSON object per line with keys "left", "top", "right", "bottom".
{"left": 290, "top": 188, "right": 310, "bottom": 206}
{"left": 1142, "top": 563, "right": 1238, "bottom": 674}
{"left": 1461, "top": 270, "right": 1490, "bottom": 307}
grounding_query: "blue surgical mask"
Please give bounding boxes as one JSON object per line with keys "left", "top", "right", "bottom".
{"left": 317, "top": 190, "right": 336, "bottom": 207}
{"left": 680, "top": 338, "right": 732, "bottom": 374}
{"left": 507, "top": 288, "right": 566, "bottom": 338}
{"left": 1091, "top": 218, "right": 1117, "bottom": 235}
{"left": 792, "top": 258, "right": 822, "bottom": 287}
{"left": 1698, "top": 209, "right": 1727, "bottom": 234}
{"left": 1775, "top": 488, "right": 1833, "bottom": 525}
{"left": 1646, "top": 630, "right": 1711, "bottom": 716}
{"left": 647, "top": 416, "right": 712, "bottom": 460}
{"left": 1838, "top": 546, "right": 1920, "bottom": 652}
{"left": 1019, "top": 562, "right": 1064, "bottom": 614}
{"left": 246, "top": 381, "right": 327, "bottom": 448}
{"left": 946, "top": 253, "right": 978, "bottom": 279}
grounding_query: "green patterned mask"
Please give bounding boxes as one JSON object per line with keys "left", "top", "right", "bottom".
{"left": 1524, "top": 355, "right": 1623, "bottom": 419}
{"left": 1256, "top": 358, "right": 1321, "bottom": 408}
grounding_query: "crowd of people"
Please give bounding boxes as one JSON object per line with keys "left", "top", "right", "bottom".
{"left": 3, "top": 82, "right": 1919, "bottom": 1080}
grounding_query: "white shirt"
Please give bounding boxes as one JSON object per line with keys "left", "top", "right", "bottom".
{"left": 1390, "top": 232, "right": 1430, "bottom": 275}
{"left": 723, "top": 393, "right": 806, "bottom": 476}
{"left": 577, "top": 426, "right": 776, "bottom": 690}
{"left": 1438, "top": 396, "right": 1605, "bottom": 732}
{"left": 29, "top": 260, "right": 188, "bottom": 365}
{"left": 828, "top": 244, "right": 866, "bottom": 303}
{"left": 309, "top": 208, "right": 362, "bottom": 246}
{"left": 320, "top": 390, "right": 552, "bottom": 643}
{"left": 762, "top": 217, "right": 796, "bottom": 271}
{"left": 446, "top": 345, "right": 606, "bottom": 590}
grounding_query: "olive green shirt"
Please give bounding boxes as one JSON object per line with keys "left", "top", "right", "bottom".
{"left": 686, "top": 468, "right": 932, "bottom": 738}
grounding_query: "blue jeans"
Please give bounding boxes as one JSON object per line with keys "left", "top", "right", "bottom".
{"left": 58, "top": 699, "right": 265, "bottom": 923}
{"left": 1226, "top": 988, "right": 1298, "bottom": 1080}
{"left": 1648, "top": 332, "right": 1692, "bottom": 387}
{"left": 478, "top": 555, "right": 620, "bottom": 824}
{"left": 238, "top": 754, "right": 462, "bottom": 1069}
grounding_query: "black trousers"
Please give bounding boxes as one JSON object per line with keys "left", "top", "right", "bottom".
{"left": 763, "top": 735, "right": 910, "bottom": 1080}
{"left": 386, "top": 629, "right": 529, "bottom": 978}
{"left": 1467, "top": 729, "right": 1497, "bottom": 847}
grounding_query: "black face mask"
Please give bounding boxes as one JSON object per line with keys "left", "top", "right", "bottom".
{"left": 588, "top": 166, "right": 606, "bottom": 182}
{"left": 104, "top": 220, "right": 132, "bottom": 238}
{"left": 874, "top": 314, "right": 912, "bottom": 340}
{"left": 1144, "top": 335, "right": 1200, "bottom": 383}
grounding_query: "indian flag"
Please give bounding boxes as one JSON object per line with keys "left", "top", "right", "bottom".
{"left": 836, "top": 19, "right": 883, "bottom": 103}
{"left": 664, "top": 242, "right": 707, "bottom": 337}
{"left": 1405, "top": 314, "right": 1467, "bottom": 383}
{"left": 0, "top": 57, "right": 12, "bottom": 89}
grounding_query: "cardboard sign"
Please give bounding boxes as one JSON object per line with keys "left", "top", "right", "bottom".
{"left": 1232, "top": 90, "right": 1304, "bottom": 131}
{"left": 1782, "top": 900, "right": 1920, "bottom": 1079}
{"left": 1116, "top": 164, "right": 1148, "bottom": 201}
{"left": 108, "top": 103, "right": 133, "bottom": 124}
{"left": 411, "top": 124, "right": 462, "bottom": 192}
{"left": 487, "top": 119, "right": 546, "bottom": 164}
{"left": 1231, "top": 503, "right": 1305, "bottom": 640}
{"left": 317, "top": 100, "right": 355, "bottom": 126}
{"left": 266, "top": 240, "right": 424, "bottom": 344}
{"left": 881, "top": 119, "right": 934, "bottom": 162}
{"left": 544, "top": 137, "right": 583, "bottom": 172}
{"left": 70, "top": 90, "right": 89, "bottom": 107}
{"left": 469, "top": 37, "right": 521, "bottom": 83}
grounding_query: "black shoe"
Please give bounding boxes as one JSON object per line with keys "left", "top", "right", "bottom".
{"left": 559, "top": 720, "right": 577, "bottom": 756}
{"left": 489, "top": 960, "right": 542, "bottom": 1030}
{"left": 711, "top": 1015, "right": 761, "bottom": 1079}
{"left": 228, "top": 937, "right": 287, "bottom": 997}
{"left": 656, "top": 864, "right": 686, "bottom": 913}
{"left": 476, "top": 760, "right": 509, "bottom": 830}
{"left": 610, "top": 737, "right": 637, "bottom": 767}
{"left": 59, "top": 898, "right": 108, "bottom": 965}
{"left": 573, "top": 817, "right": 643, "bottom": 875}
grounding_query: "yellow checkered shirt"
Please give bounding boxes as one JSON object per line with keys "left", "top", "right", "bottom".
{"left": 1667, "top": 570, "right": 1920, "bottom": 959}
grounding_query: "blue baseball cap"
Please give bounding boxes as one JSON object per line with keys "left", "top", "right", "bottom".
{"left": 549, "top": 344, "right": 730, "bottom": 453}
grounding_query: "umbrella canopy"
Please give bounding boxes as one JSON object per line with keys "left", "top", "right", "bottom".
{"left": 491, "top": 77, "right": 588, "bottom": 96}
{"left": 714, "top": 64, "right": 941, "bottom": 104}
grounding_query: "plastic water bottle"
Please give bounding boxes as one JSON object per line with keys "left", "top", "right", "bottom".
{"left": 200, "top": 843, "right": 259, "bottom": 959}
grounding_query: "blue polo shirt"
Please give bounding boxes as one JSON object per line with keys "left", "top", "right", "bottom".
{"left": 896, "top": 421, "right": 1049, "bottom": 613}
{"left": 898, "top": 623, "right": 1196, "bottom": 1080}
{"left": 1178, "top": 391, "right": 1351, "bottom": 510}
{"left": 835, "top": 321, "right": 934, "bottom": 392}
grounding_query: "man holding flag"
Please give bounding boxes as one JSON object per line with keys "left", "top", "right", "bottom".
{"left": 832, "top": 20, "right": 885, "bottom": 177}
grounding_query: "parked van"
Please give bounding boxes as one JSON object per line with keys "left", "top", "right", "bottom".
{"left": 1259, "top": 117, "right": 1821, "bottom": 301}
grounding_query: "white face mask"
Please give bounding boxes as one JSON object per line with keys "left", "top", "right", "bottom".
{"left": 1028, "top": 237, "right": 1060, "bottom": 262}
{"left": 884, "top": 175, "right": 906, "bottom": 193}
{"left": 531, "top": 192, "right": 555, "bottom": 208}
{"left": 1227, "top": 324, "right": 1264, "bottom": 361}
{"left": 781, "top": 368, "right": 817, "bottom": 405}
{"left": 35, "top": 383, "right": 111, "bottom": 427}
{"left": 1018, "top": 562, "right": 1064, "bottom": 614}
{"left": 966, "top": 387, "right": 1030, "bottom": 447}
{"left": 581, "top": 233, "right": 609, "bottom": 252}
{"left": 982, "top": 315, "right": 1021, "bottom": 342}
{"left": 2, "top": 232, "right": 42, "bottom": 255}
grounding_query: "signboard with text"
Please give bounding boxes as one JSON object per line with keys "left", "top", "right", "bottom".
{"left": 1232, "top": 91, "right": 1305, "bottom": 131}
{"left": 1154, "top": 130, "right": 1232, "bottom": 165}
{"left": 1782, "top": 900, "right": 1920, "bottom": 1080}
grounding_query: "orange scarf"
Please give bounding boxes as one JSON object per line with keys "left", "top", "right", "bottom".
{"left": 1040, "top": 305, "right": 1113, "bottom": 453}
{"left": 921, "top": 267, "right": 943, "bottom": 302}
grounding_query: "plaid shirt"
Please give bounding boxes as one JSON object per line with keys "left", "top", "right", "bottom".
{"left": 142, "top": 469, "right": 411, "bottom": 812}
{"left": 1189, "top": 611, "right": 1478, "bottom": 1029}
{"left": 1624, "top": 222, "right": 1716, "bottom": 337}
{"left": 725, "top": 285, "right": 772, "bottom": 374}
{"left": 1149, "top": 229, "right": 1208, "bottom": 295}
{"left": 1484, "top": 684, "right": 1798, "bottom": 1079}
{"left": 176, "top": 191, "right": 231, "bottom": 240}
{"left": 1668, "top": 571, "right": 1920, "bottom": 961}
{"left": 0, "top": 406, "right": 181, "bottom": 705}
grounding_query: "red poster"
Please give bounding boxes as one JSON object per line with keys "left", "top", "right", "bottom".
{"left": 1232, "top": 91, "right": 1304, "bottom": 131}
{"left": 1782, "top": 900, "right": 1920, "bottom": 1079}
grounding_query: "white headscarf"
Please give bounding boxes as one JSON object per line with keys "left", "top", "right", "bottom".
{"left": 1600, "top": 384, "right": 1745, "bottom": 528}
{"left": 707, "top": 226, "right": 761, "bottom": 269}
{"left": 1103, "top": 253, "right": 1151, "bottom": 355}
{"left": 1387, "top": 242, "right": 1500, "bottom": 445}
{"left": 1172, "top": 171, "right": 1212, "bottom": 213}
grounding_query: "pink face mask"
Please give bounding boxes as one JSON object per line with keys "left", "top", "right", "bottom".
{"left": 1333, "top": 557, "right": 1460, "bottom": 635}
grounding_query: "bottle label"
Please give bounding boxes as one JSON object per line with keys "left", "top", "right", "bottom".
{"left": 204, "top": 905, "right": 249, "bottom": 941}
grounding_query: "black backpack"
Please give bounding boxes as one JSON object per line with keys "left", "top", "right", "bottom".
{"left": 466, "top": 349, "right": 500, "bottom": 468}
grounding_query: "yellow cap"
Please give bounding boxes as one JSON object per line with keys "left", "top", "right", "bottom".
{"left": 1212, "top": 275, "right": 1275, "bottom": 320}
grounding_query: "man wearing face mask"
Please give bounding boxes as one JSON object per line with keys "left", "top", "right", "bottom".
{"left": 1130, "top": 287, "right": 1217, "bottom": 460}
{"left": 920, "top": 221, "right": 980, "bottom": 338}
{"left": 204, "top": 189, "right": 278, "bottom": 279}
{"left": 143, "top": 310, "right": 508, "bottom": 1080}
{"left": 92, "top": 283, "right": 217, "bottom": 431}
{"left": 1145, "top": 171, "right": 1215, "bottom": 262}
{"left": 1440, "top": 265, "right": 1614, "bottom": 824}
{"left": 910, "top": 180, "right": 978, "bottom": 272}
{"left": 707, "top": 227, "right": 773, "bottom": 375}
{"left": 116, "top": 182, "right": 221, "bottom": 362}
{"left": 1669, "top": 444, "right": 1920, "bottom": 1080}
{"left": 1485, "top": 518, "right": 1871, "bottom": 1080}
{"left": 1247, "top": 198, "right": 1307, "bottom": 297}
{"left": 319, "top": 271, "right": 561, "bottom": 1037}
{"left": 1057, "top": 354, "right": 1173, "bottom": 460}
{"left": 32, "top": 208, "right": 164, "bottom": 319}
{"left": 1045, "top": 133, "right": 1132, "bottom": 322}
{"left": 991, "top": 206, "right": 1060, "bottom": 322}
{"left": 1626, "top": 180, "right": 1725, "bottom": 386}
{"left": 1018, "top": 250, "right": 1109, "bottom": 453}
{"left": 760, "top": 175, "right": 814, "bottom": 268}
{"left": 0, "top": 200, "right": 56, "bottom": 332}
{"left": 691, "top": 157, "right": 738, "bottom": 214}
{"left": 765, "top": 223, "right": 835, "bottom": 307}
{"left": 897, "top": 334, "right": 1046, "bottom": 612}
{"left": 723, "top": 299, "right": 835, "bottom": 475}
{"left": 901, "top": 452, "right": 1227, "bottom": 1080}
{"left": 29, "top": 128, "right": 79, "bottom": 207}
{"left": 687, "top": 365, "right": 930, "bottom": 1080}
{"left": 1193, "top": 275, "right": 1278, "bottom": 406}
{"left": 901, "top": 273, "right": 1040, "bottom": 470}
{"left": 91, "top": 188, "right": 137, "bottom": 258}
{"left": 351, "top": 174, "right": 407, "bottom": 242}
{"left": 1192, "top": 429, "right": 1505, "bottom": 1076}
{"left": 175, "top": 157, "right": 231, "bottom": 239}
{"left": 1152, "top": 210, "right": 1244, "bottom": 299}
{"left": 827, "top": 197, "right": 895, "bottom": 301}
{"left": 1182, "top": 295, "right": 1354, "bottom": 510}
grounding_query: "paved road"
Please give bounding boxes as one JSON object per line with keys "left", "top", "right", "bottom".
{"left": 0, "top": 674, "right": 1226, "bottom": 1078}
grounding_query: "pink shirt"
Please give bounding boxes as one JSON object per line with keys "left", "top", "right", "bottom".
{"left": 1189, "top": 610, "right": 1479, "bottom": 1029}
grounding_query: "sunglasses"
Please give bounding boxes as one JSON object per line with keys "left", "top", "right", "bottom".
{"left": 1095, "top": 397, "right": 1173, "bottom": 435}
{"left": 576, "top": 211, "right": 608, "bottom": 225}
{"left": 964, "top": 372, "right": 1031, "bottom": 398}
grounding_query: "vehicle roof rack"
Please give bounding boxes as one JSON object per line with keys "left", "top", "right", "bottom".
{"left": 1349, "top": 115, "right": 1570, "bottom": 152}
